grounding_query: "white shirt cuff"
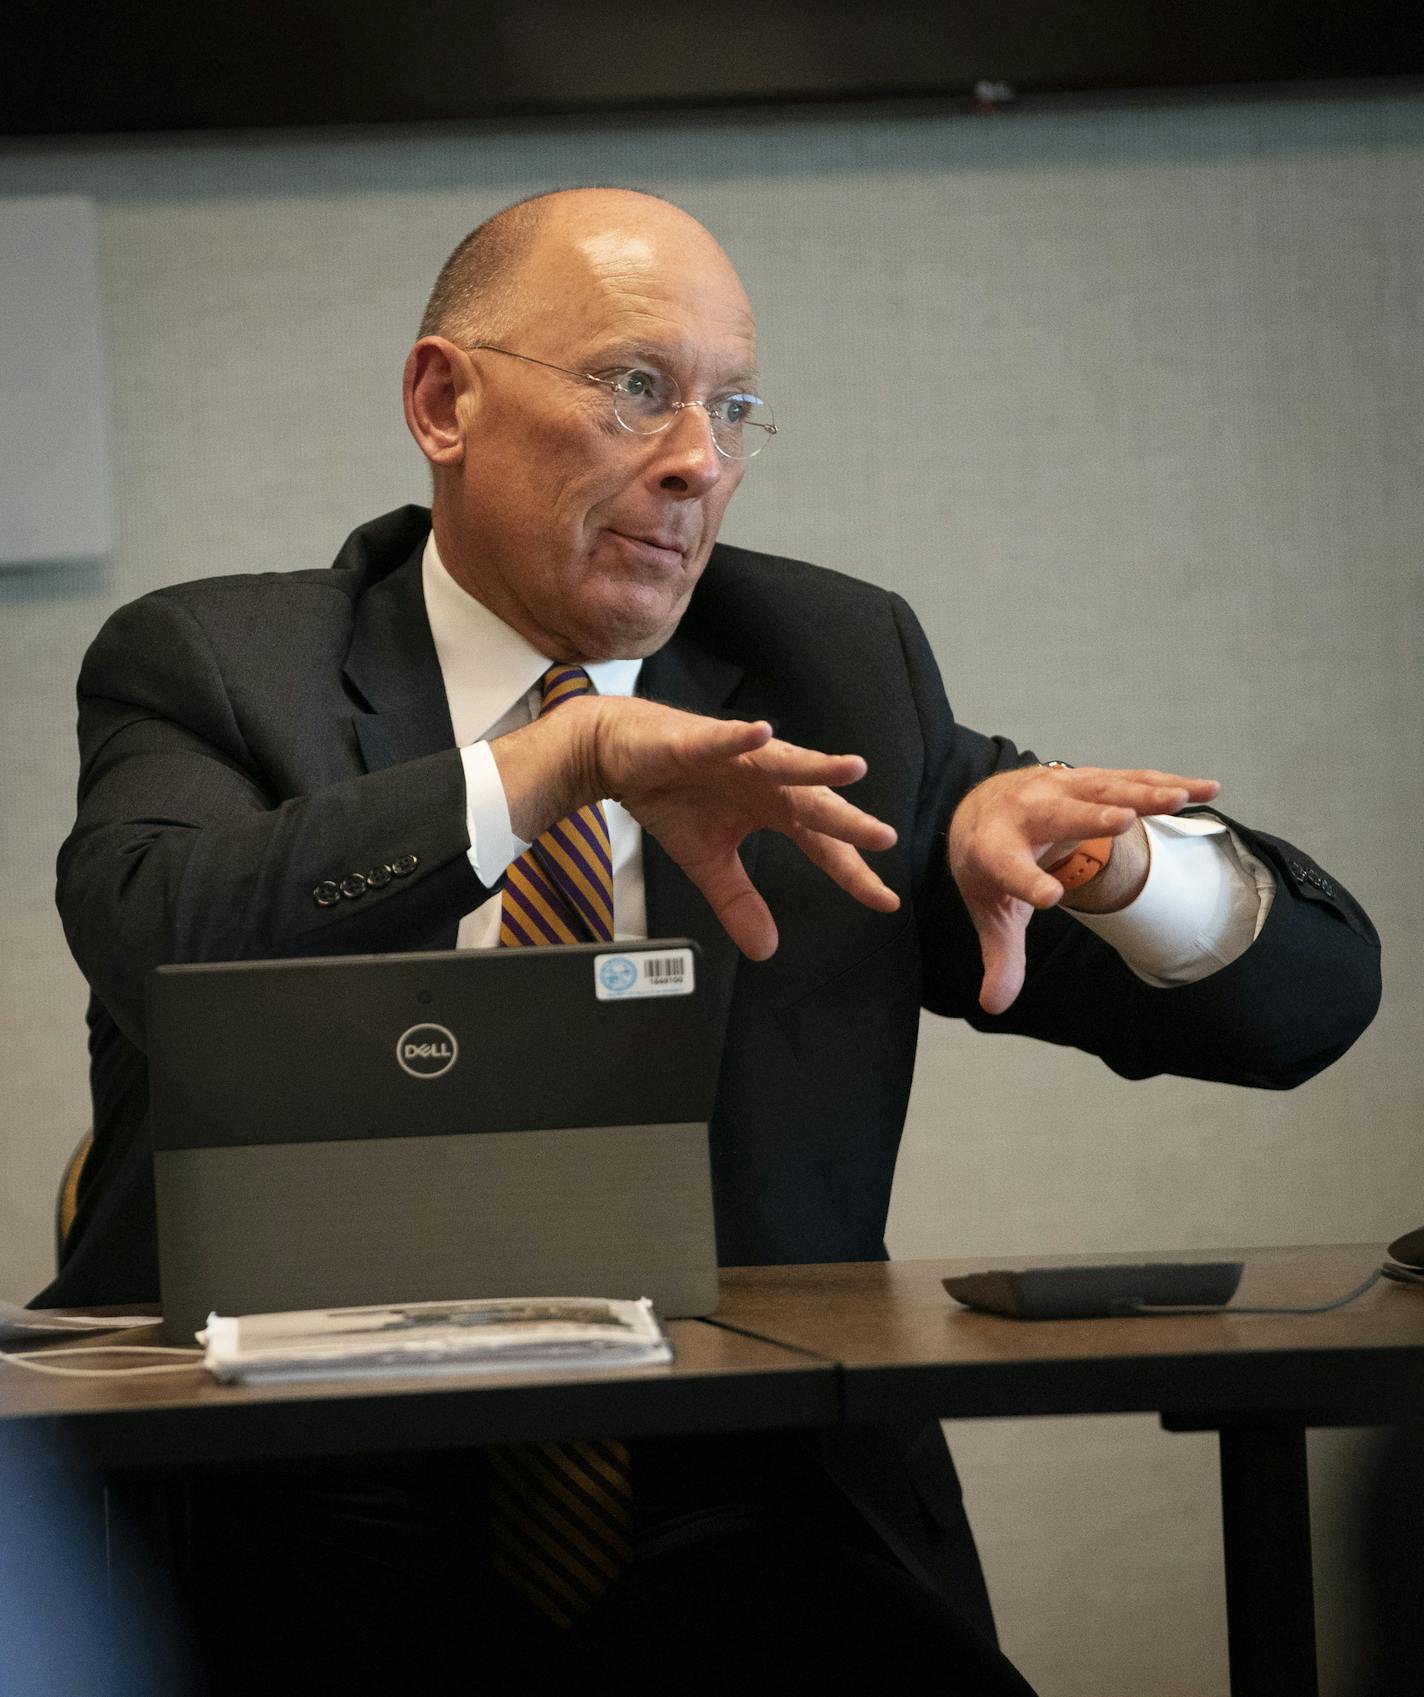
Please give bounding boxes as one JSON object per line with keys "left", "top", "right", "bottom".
{"left": 460, "top": 740, "right": 530, "bottom": 887}
{"left": 1065, "top": 814, "right": 1274, "bottom": 988}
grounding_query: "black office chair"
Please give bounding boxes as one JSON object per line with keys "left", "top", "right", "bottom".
{"left": 54, "top": 1130, "right": 92, "bottom": 1268}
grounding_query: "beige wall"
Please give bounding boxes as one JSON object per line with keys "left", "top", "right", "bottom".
{"left": 3, "top": 92, "right": 1421, "bottom": 1694}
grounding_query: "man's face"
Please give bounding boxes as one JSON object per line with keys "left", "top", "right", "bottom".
{"left": 432, "top": 207, "right": 759, "bottom": 661}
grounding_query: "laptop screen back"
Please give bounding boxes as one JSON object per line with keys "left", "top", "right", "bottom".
{"left": 147, "top": 941, "right": 719, "bottom": 1338}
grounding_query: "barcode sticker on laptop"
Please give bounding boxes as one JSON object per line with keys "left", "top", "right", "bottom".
{"left": 594, "top": 948, "right": 695, "bottom": 1000}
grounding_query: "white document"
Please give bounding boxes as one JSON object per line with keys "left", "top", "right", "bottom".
{"left": 201, "top": 1295, "right": 673, "bottom": 1384}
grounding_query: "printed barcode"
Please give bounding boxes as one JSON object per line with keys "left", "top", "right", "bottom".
{"left": 594, "top": 947, "right": 693, "bottom": 1000}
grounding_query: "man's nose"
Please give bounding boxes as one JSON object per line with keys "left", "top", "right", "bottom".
{"left": 648, "top": 405, "right": 725, "bottom": 497}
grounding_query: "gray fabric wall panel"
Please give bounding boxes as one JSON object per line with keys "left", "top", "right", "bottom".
{"left": 2, "top": 93, "right": 1419, "bottom": 1695}
{"left": 0, "top": 195, "right": 113, "bottom": 563}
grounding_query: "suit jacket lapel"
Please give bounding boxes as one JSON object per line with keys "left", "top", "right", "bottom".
{"left": 342, "top": 535, "right": 457, "bottom": 775}
{"left": 639, "top": 629, "right": 752, "bottom": 1064}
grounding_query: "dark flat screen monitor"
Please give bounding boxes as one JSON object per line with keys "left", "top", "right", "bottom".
{"left": 4, "top": 2, "right": 1422, "bottom": 137}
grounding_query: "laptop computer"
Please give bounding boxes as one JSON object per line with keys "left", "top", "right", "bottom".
{"left": 146, "top": 940, "right": 720, "bottom": 1341}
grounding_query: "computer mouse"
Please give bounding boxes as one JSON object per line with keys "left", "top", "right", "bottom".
{"left": 1387, "top": 1225, "right": 1424, "bottom": 1269}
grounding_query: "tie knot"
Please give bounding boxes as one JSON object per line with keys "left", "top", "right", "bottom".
{"left": 539, "top": 664, "right": 594, "bottom": 716}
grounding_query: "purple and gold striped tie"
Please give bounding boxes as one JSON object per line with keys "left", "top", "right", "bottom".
{"left": 488, "top": 663, "right": 634, "bottom": 1628}
{"left": 498, "top": 663, "right": 615, "bottom": 949}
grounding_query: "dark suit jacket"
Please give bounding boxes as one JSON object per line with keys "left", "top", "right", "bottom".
{"left": 39, "top": 505, "right": 1381, "bottom": 1637}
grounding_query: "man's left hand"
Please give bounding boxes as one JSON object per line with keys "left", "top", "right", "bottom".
{"left": 949, "top": 765, "right": 1221, "bottom": 1014}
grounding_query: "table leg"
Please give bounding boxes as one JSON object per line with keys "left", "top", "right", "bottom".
{"left": 1218, "top": 1424, "right": 1316, "bottom": 1697}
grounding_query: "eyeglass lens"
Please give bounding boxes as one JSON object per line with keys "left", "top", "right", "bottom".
{"left": 610, "top": 369, "right": 775, "bottom": 458}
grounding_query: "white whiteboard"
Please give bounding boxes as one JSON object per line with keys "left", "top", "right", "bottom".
{"left": 0, "top": 195, "right": 113, "bottom": 564}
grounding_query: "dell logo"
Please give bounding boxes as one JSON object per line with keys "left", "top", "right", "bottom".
{"left": 395, "top": 1022, "right": 459, "bottom": 1079}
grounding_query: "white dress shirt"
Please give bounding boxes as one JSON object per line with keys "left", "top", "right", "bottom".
{"left": 421, "top": 534, "right": 1271, "bottom": 986}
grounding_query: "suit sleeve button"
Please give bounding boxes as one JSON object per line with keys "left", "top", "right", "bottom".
{"left": 366, "top": 863, "right": 393, "bottom": 889}
{"left": 313, "top": 881, "right": 341, "bottom": 908}
{"left": 391, "top": 854, "right": 418, "bottom": 877}
{"left": 340, "top": 873, "right": 368, "bottom": 899}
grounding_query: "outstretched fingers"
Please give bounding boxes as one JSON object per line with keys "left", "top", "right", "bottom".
{"left": 954, "top": 819, "right": 1065, "bottom": 911}
{"left": 747, "top": 740, "right": 866, "bottom": 777}
{"left": 950, "top": 762, "right": 1223, "bottom": 1016}
{"left": 1106, "top": 768, "right": 1221, "bottom": 794}
{"left": 682, "top": 846, "right": 780, "bottom": 962}
{"left": 974, "top": 895, "right": 1033, "bottom": 1015}
{"left": 795, "top": 829, "right": 902, "bottom": 912}
{"left": 779, "top": 780, "right": 898, "bottom": 851}
{"left": 675, "top": 716, "right": 776, "bottom": 763}
{"left": 1040, "top": 766, "right": 1220, "bottom": 816}
{"left": 612, "top": 705, "right": 901, "bottom": 955}
{"left": 669, "top": 722, "right": 878, "bottom": 801}
{"left": 1021, "top": 797, "right": 1140, "bottom": 844}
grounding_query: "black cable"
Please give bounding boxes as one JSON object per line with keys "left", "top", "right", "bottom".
{"left": 1117, "top": 1265, "right": 1388, "bottom": 1317}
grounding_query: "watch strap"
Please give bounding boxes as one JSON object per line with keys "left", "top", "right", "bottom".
{"left": 1044, "top": 836, "right": 1114, "bottom": 891}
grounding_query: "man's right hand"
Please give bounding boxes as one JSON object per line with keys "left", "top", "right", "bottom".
{"left": 490, "top": 695, "right": 899, "bottom": 961}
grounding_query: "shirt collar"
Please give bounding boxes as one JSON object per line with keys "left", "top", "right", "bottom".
{"left": 422, "top": 532, "right": 643, "bottom": 741}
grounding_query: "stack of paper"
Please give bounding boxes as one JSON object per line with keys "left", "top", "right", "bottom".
{"left": 200, "top": 1296, "right": 672, "bottom": 1384}
{"left": 0, "top": 1300, "right": 154, "bottom": 1343}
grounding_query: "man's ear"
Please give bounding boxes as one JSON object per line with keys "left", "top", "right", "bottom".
{"left": 403, "top": 337, "right": 475, "bottom": 467}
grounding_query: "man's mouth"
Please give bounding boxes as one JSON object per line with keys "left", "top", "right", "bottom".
{"left": 605, "top": 529, "right": 686, "bottom": 568}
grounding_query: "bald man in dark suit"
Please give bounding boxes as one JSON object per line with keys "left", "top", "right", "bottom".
{"left": 43, "top": 190, "right": 1380, "bottom": 1687}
